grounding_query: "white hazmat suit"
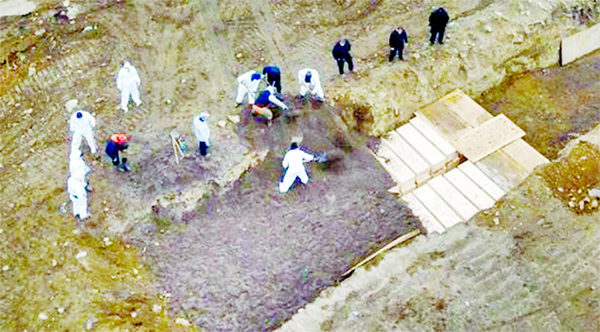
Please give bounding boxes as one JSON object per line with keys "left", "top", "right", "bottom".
{"left": 116, "top": 61, "right": 141, "bottom": 112}
{"left": 67, "top": 175, "right": 89, "bottom": 220}
{"left": 298, "top": 68, "right": 324, "bottom": 100}
{"left": 69, "top": 110, "right": 97, "bottom": 154}
{"left": 235, "top": 70, "right": 262, "bottom": 105}
{"left": 69, "top": 152, "right": 91, "bottom": 180}
{"left": 192, "top": 113, "right": 211, "bottom": 145}
{"left": 279, "top": 147, "right": 314, "bottom": 193}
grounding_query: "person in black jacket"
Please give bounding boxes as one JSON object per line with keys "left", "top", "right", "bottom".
{"left": 429, "top": 7, "right": 449, "bottom": 44}
{"left": 263, "top": 65, "right": 282, "bottom": 93}
{"left": 332, "top": 39, "right": 353, "bottom": 75}
{"left": 389, "top": 27, "right": 408, "bottom": 61}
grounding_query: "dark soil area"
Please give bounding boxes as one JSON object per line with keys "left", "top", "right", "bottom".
{"left": 477, "top": 50, "right": 600, "bottom": 160}
{"left": 139, "top": 102, "right": 423, "bottom": 331}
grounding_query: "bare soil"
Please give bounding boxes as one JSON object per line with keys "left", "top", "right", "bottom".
{"left": 132, "top": 103, "right": 423, "bottom": 331}
{"left": 477, "top": 50, "right": 600, "bottom": 160}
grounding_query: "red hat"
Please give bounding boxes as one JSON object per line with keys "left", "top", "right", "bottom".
{"left": 110, "top": 133, "right": 129, "bottom": 144}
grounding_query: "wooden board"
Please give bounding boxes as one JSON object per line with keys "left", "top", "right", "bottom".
{"left": 402, "top": 193, "right": 446, "bottom": 235}
{"left": 413, "top": 184, "right": 463, "bottom": 229}
{"left": 500, "top": 139, "right": 548, "bottom": 173}
{"left": 475, "top": 149, "right": 530, "bottom": 192}
{"left": 410, "top": 116, "right": 459, "bottom": 164}
{"left": 561, "top": 23, "right": 600, "bottom": 65}
{"left": 444, "top": 168, "right": 496, "bottom": 210}
{"left": 341, "top": 230, "right": 421, "bottom": 278}
{"left": 428, "top": 176, "right": 479, "bottom": 221}
{"left": 396, "top": 123, "right": 446, "bottom": 175}
{"left": 458, "top": 161, "right": 506, "bottom": 201}
{"left": 415, "top": 107, "right": 472, "bottom": 143}
{"left": 382, "top": 131, "right": 431, "bottom": 185}
{"left": 441, "top": 89, "right": 493, "bottom": 127}
{"left": 453, "top": 114, "right": 525, "bottom": 162}
{"left": 370, "top": 145, "right": 416, "bottom": 193}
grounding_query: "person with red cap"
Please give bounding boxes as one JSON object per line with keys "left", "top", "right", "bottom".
{"left": 105, "top": 132, "right": 130, "bottom": 172}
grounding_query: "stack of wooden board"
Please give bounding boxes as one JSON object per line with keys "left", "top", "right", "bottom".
{"left": 375, "top": 89, "right": 549, "bottom": 234}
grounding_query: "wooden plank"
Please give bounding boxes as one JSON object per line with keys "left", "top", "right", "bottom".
{"left": 341, "top": 229, "right": 421, "bottom": 278}
{"left": 382, "top": 131, "right": 431, "bottom": 185}
{"left": 441, "top": 89, "right": 493, "bottom": 127}
{"left": 410, "top": 116, "right": 459, "bottom": 164}
{"left": 413, "top": 184, "right": 463, "bottom": 229}
{"left": 475, "top": 149, "right": 530, "bottom": 192}
{"left": 428, "top": 176, "right": 479, "bottom": 221}
{"left": 561, "top": 23, "right": 600, "bottom": 65}
{"left": 415, "top": 107, "right": 472, "bottom": 143}
{"left": 458, "top": 161, "right": 506, "bottom": 201}
{"left": 444, "top": 168, "right": 496, "bottom": 210}
{"left": 402, "top": 193, "right": 446, "bottom": 235}
{"left": 500, "top": 139, "right": 548, "bottom": 173}
{"left": 453, "top": 114, "right": 525, "bottom": 162}
{"left": 370, "top": 145, "right": 416, "bottom": 193}
{"left": 396, "top": 123, "right": 446, "bottom": 175}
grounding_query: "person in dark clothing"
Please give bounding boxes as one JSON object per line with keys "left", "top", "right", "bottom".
{"left": 389, "top": 27, "right": 409, "bottom": 61}
{"left": 105, "top": 133, "right": 129, "bottom": 172}
{"left": 263, "top": 65, "right": 282, "bottom": 93}
{"left": 332, "top": 39, "right": 353, "bottom": 75}
{"left": 429, "top": 7, "right": 449, "bottom": 44}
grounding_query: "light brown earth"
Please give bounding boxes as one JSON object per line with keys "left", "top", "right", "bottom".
{"left": 1, "top": 0, "right": 599, "bottom": 331}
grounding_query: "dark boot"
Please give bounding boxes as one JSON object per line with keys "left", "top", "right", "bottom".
{"left": 117, "top": 158, "right": 130, "bottom": 172}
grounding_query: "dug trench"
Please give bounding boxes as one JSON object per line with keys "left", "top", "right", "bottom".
{"left": 126, "top": 97, "right": 424, "bottom": 331}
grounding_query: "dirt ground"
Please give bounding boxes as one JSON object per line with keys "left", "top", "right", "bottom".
{"left": 278, "top": 129, "right": 600, "bottom": 332}
{"left": 478, "top": 49, "right": 600, "bottom": 160}
{"left": 131, "top": 102, "right": 422, "bottom": 331}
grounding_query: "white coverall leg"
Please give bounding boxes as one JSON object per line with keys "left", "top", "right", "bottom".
{"left": 299, "top": 84, "right": 309, "bottom": 97}
{"left": 235, "top": 84, "right": 249, "bottom": 104}
{"left": 71, "top": 132, "right": 83, "bottom": 155}
{"left": 279, "top": 169, "right": 309, "bottom": 193}
{"left": 82, "top": 128, "right": 97, "bottom": 154}
{"left": 120, "top": 87, "right": 131, "bottom": 112}
{"left": 311, "top": 84, "right": 324, "bottom": 100}
{"left": 130, "top": 82, "right": 141, "bottom": 107}
{"left": 68, "top": 177, "right": 89, "bottom": 219}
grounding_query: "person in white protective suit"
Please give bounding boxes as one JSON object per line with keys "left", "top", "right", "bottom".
{"left": 116, "top": 61, "right": 141, "bottom": 112}
{"left": 192, "top": 112, "right": 211, "bottom": 157}
{"left": 69, "top": 151, "right": 91, "bottom": 180}
{"left": 69, "top": 110, "right": 97, "bottom": 155}
{"left": 297, "top": 68, "right": 324, "bottom": 101}
{"left": 235, "top": 71, "right": 262, "bottom": 105}
{"left": 279, "top": 142, "right": 314, "bottom": 193}
{"left": 67, "top": 174, "right": 90, "bottom": 220}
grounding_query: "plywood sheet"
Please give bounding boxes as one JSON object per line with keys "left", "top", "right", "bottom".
{"left": 561, "top": 23, "right": 600, "bottom": 65}
{"left": 500, "top": 139, "right": 548, "bottom": 173}
{"left": 415, "top": 106, "right": 471, "bottom": 143}
{"left": 475, "top": 149, "right": 529, "bottom": 192}
{"left": 441, "top": 89, "right": 493, "bottom": 127}
{"left": 453, "top": 114, "right": 525, "bottom": 162}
